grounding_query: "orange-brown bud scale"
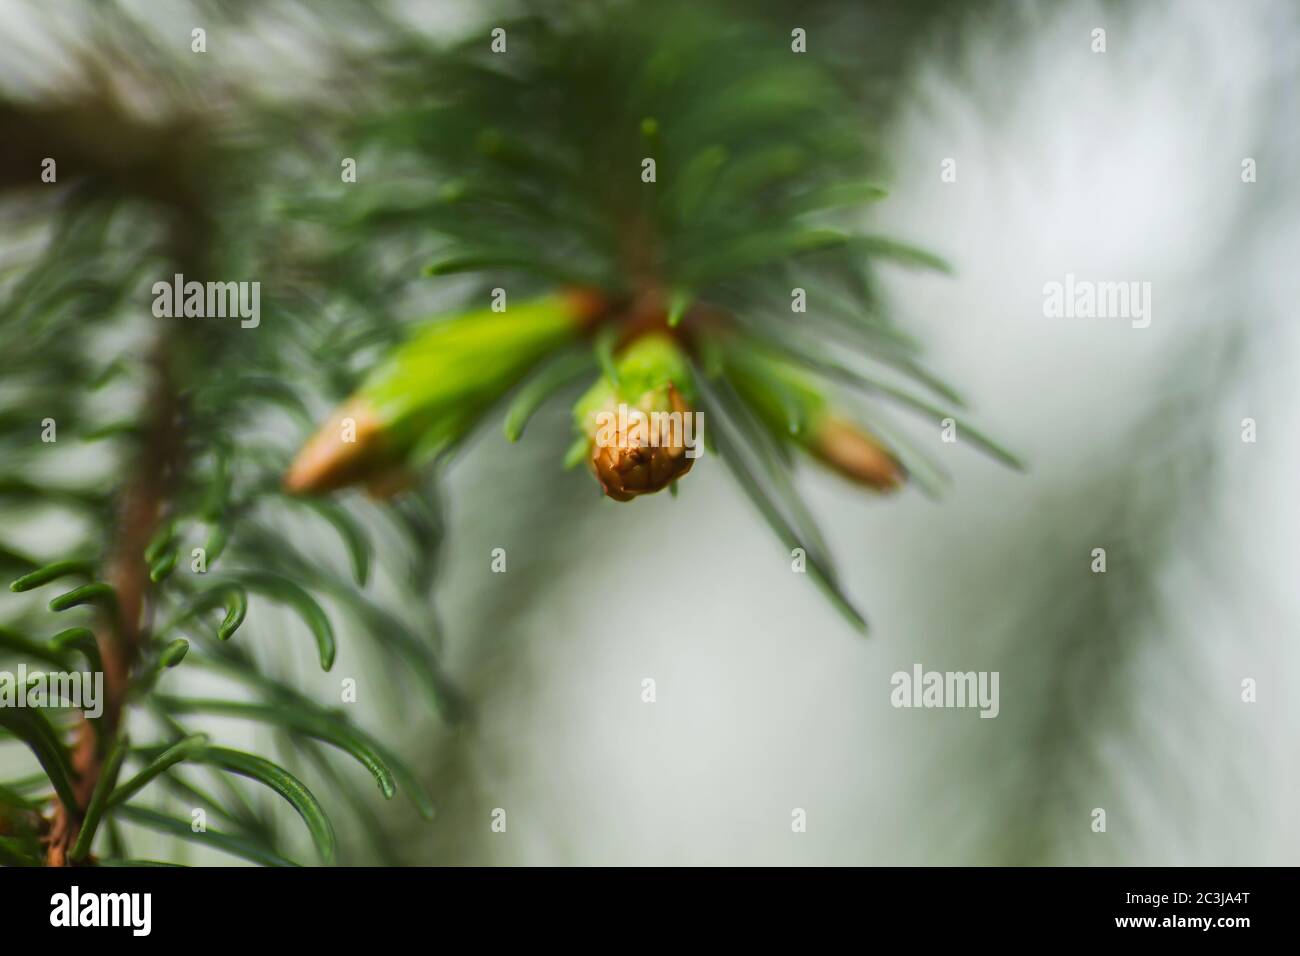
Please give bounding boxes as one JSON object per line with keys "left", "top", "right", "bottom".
{"left": 810, "top": 416, "right": 905, "bottom": 492}
{"left": 283, "top": 399, "right": 388, "bottom": 495}
{"left": 589, "top": 383, "right": 695, "bottom": 501}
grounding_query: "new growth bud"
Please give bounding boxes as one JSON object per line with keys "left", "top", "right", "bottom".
{"left": 724, "top": 344, "right": 905, "bottom": 492}
{"left": 286, "top": 290, "right": 604, "bottom": 496}
{"left": 809, "top": 416, "right": 904, "bottom": 491}
{"left": 575, "top": 333, "right": 699, "bottom": 502}
{"left": 284, "top": 399, "right": 388, "bottom": 495}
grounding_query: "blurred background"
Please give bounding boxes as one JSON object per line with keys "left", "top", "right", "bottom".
{"left": 2, "top": 0, "right": 1298, "bottom": 865}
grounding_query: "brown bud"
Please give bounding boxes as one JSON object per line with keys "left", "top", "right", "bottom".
{"left": 589, "top": 384, "right": 695, "bottom": 501}
{"left": 284, "top": 399, "right": 388, "bottom": 495}
{"left": 810, "top": 417, "right": 905, "bottom": 492}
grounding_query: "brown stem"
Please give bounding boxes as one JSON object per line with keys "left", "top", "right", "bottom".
{"left": 46, "top": 342, "right": 185, "bottom": 866}
{"left": 0, "top": 84, "right": 212, "bottom": 866}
